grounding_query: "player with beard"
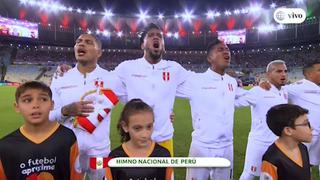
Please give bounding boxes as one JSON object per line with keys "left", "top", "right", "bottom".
{"left": 114, "top": 23, "right": 189, "bottom": 156}
{"left": 49, "top": 33, "right": 124, "bottom": 179}
{"left": 177, "top": 38, "right": 247, "bottom": 179}
{"left": 237, "top": 60, "right": 289, "bottom": 180}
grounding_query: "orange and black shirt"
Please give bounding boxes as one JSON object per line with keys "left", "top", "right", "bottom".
{"left": 0, "top": 123, "right": 82, "bottom": 180}
{"left": 261, "top": 142, "right": 310, "bottom": 180}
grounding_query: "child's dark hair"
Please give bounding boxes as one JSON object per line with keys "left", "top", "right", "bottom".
{"left": 15, "top": 81, "right": 52, "bottom": 102}
{"left": 117, "top": 98, "right": 154, "bottom": 142}
{"left": 266, "top": 104, "right": 309, "bottom": 136}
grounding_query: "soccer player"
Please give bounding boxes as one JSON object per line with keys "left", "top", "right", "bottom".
{"left": 0, "top": 81, "right": 82, "bottom": 180}
{"left": 238, "top": 60, "right": 289, "bottom": 180}
{"left": 105, "top": 99, "right": 172, "bottom": 180}
{"left": 49, "top": 33, "right": 124, "bottom": 179}
{"left": 260, "top": 61, "right": 320, "bottom": 170}
{"left": 284, "top": 61, "right": 320, "bottom": 167}
{"left": 114, "top": 23, "right": 189, "bottom": 155}
{"left": 261, "top": 104, "right": 312, "bottom": 180}
{"left": 177, "top": 38, "right": 246, "bottom": 180}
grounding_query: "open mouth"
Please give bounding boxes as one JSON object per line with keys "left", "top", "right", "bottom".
{"left": 153, "top": 41, "right": 160, "bottom": 49}
{"left": 77, "top": 48, "right": 87, "bottom": 56}
{"left": 31, "top": 112, "right": 42, "bottom": 118}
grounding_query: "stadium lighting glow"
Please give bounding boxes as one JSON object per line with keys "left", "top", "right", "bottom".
{"left": 295, "top": 0, "right": 304, "bottom": 4}
{"left": 19, "top": 0, "right": 28, "bottom": 5}
{"left": 215, "top": 12, "right": 221, "bottom": 17}
{"left": 96, "top": 30, "right": 101, "bottom": 34}
{"left": 117, "top": 31, "right": 123, "bottom": 37}
{"left": 86, "top": 9, "right": 94, "bottom": 15}
{"left": 181, "top": 10, "right": 195, "bottom": 22}
{"left": 29, "top": 0, "right": 36, "bottom": 6}
{"left": 241, "top": 8, "right": 248, "bottom": 14}
{"left": 270, "top": 3, "right": 276, "bottom": 8}
{"left": 158, "top": 13, "right": 164, "bottom": 20}
{"left": 173, "top": 32, "right": 179, "bottom": 39}
{"left": 39, "top": 3, "right": 49, "bottom": 10}
{"left": 68, "top": 7, "right": 73, "bottom": 12}
{"left": 138, "top": 10, "right": 149, "bottom": 22}
{"left": 102, "top": 30, "right": 110, "bottom": 37}
{"left": 103, "top": 10, "right": 114, "bottom": 18}
{"left": 167, "top": 32, "right": 173, "bottom": 37}
{"left": 59, "top": 5, "right": 67, "bottom": 11}
{"left": 174, "top": 14, "right": 179, "bottom": 19}
{"left": 234, "top": 9, "right": 240, "bottom": 15}
{"left": 76, "top": 8, "right": 82, "bottom": 13}
{"left": 224, "top": 10, "right": 232, "bottom": 16}
{"left": 51, "top": 3, "right": 60, "bottom": 12}
{"left": 87, "top": 29, "right": 92, "bottom": 34}
{"left": 257, "top": 24, "right": 276, "bottom": 33}
{"left": 206, "top": 11, "right": 214, "bottom": 19}
{"left": 277, "top": 24, "right": 284, "bottom": 30}
{"left": 249, "top": 4, "right": 262, "bottom": 13}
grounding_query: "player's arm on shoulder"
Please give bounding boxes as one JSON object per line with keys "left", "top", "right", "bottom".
{"left": 49, "top": 78, "right": 65, "bottom": 122}
{"left": 260, "top": 160, "right": 278, "bottom": 180}
{"left": 235, "top": 86, "right": 258, "bottom": 107}
{"left": 283, "top": 82, "right": 299, "bottom": 97}
{"left": 176, "top": 62, "right": 191, "bottom": 84}
{"left": 176, "top": 71, "right": 194, "bottom": 99}
{"left": 107, "top": 71, "right": 127, "bottom": 104}
{"left": 113, "top": 61, "right": 128, "bottom": 80}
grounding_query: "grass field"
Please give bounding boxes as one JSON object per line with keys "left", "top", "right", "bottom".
{"left": 0, "top": 86, "right": 318, "bottom": 179}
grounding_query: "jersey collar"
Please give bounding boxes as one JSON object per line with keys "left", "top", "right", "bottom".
{"left": 206, "top": 68, "right": 227, "bottom": 80}
{"left": 140, "top": 57, "right": 168, "bottom": 69}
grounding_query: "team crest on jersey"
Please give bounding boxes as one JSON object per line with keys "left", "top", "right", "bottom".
{"left": 228, "top": 83, "right": 234, "bottom": 91}
{"left": 95, "top": 78, "right": 104, "bottom": 88}
{"left": 251, "top": 166, "right": 257, "bottom": 172}
{"left": 162, "top": 72, "right": 170, "bottom": 81}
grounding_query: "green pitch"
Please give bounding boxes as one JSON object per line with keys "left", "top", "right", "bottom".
{"left": 0, "top": 86, "right": 318, "bottom": 179}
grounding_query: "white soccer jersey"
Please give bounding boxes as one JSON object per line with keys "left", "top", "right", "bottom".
{"left": 285, "top": 79, "right": 320, "bottom": 134}
{"left": 236, "top": 85, "right": 289, "bottom": 143}
{"left": 114, "top": 58, "right": 189, "bottom": 142}
{"left": 177, "top": 68, "right": 242, "bottom": 148}
{"left": 50, "top": 64, "right": 124, "bottom": 154}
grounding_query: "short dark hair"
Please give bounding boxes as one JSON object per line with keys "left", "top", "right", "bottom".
{"left": 139, "top": 23, "right": 162, "bottom": 45}
{"left": 206, "top": 38, "right": 223, "bottom": 57}
{"left": 15, "top": 81, "right": 52, "bottom": 102}
{"left": 79, "top": 33, "right": 102, "bottom": 49}
{"left": 266, "top": 104, "right": 308, "bottom": 136}
{"left": 303, "top": 60, "right": 320, "bottom": 76}
{"left": 117, "top": 98, "right": 154, "bottom": 142}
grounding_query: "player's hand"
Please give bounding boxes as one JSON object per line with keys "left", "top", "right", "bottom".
{"left": 259, "top": 81, "right": 271, "bottom": 90}
{"left": 170, "top": 111, "right": 175, "bottom": 123}
{"left": 54, "top": 64, "right": 72, "bottom": 78}
{"left": 61, "top": 101, "right": 94, "bottom": 117}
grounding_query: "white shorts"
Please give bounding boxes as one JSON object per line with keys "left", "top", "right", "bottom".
{"left": 186, "top": 141, "right": 233, "bottom": 180}
{"left": 241, "top": 138, "right": 272, "bottom": 177}
{"left": 304, "top": 134, "right": 320, "bottom": 165}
